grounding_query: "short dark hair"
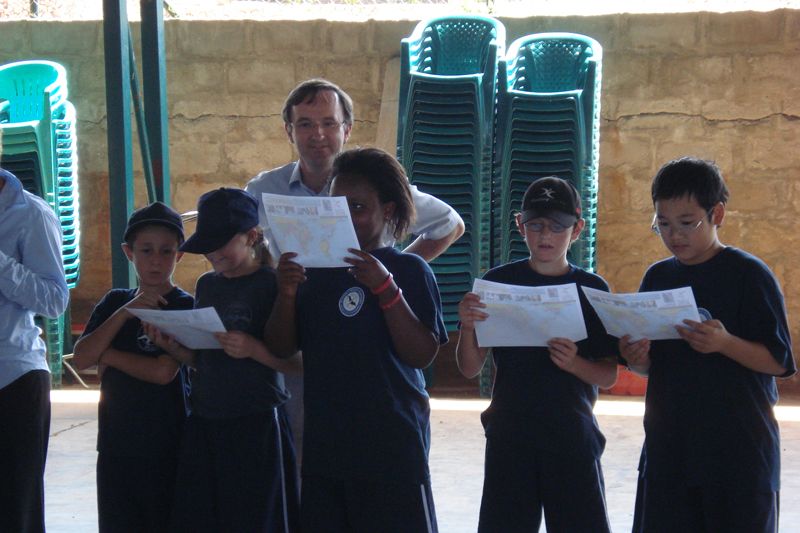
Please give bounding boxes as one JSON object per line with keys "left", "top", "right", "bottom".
{"left": 282, "top": 79, "right": 354, "bottom": 126}
{"left": 331, "top": 147, "right": 415, "bottom": 241}
{"left": 651, "top": 156, "right": 730, "bottom": 211}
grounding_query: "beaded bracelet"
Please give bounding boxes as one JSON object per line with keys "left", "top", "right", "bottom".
{"left": 371, "top": 273, "right": 394, "bottom": 295}
{"left": 380, "top": 288, "right": 403, "bottom": 311}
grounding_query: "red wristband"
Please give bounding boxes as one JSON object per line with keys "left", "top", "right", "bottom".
{"left": 371, "top": 273, "right": 394, "bottom": 295}
{"left": 380, "top": 288, "right": 403, "bottom": 311}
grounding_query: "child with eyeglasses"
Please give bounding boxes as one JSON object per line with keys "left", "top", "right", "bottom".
{"left": 621, "top": 156, "right": 795, "bottom": 533}
{"left": 457, "top": 176, "right": 618, "bottom": 532}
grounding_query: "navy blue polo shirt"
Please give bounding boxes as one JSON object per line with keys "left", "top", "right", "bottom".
{"left": 83, "top": 286, "right": 194, "bottom": 457}
{"left": 639, "top": 247, "right": 795, "bottom": 491}
{"left": 295, "top": 247, "right": 447, "bottom": 484}
{"left": 191, "top": 267, "right": 289, "bottom": 419}
{"left": 479, "top": 259, "right": 618, "bottom": 459}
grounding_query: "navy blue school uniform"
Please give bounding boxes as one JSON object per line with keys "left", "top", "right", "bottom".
{"left": 476, "top": 259, "right": 617, "bottom": 533}
{"left": 81, "top": 286, "right": 194, "bottom": 533}
{"left": 169, "top": 266, "right": 299, "bottom": 533}
{"left": 294, "top": 246, "right": 447, "bottom": 533}
{"left": 631, "top": 247, "right": 795, "bottom": 533}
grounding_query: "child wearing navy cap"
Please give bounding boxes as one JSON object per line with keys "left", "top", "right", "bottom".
{"left": 622, "top": 157, "right": 795, "bottom": 532}
{"left": 73, "top": 201, "right": 194, "bottom": 533}
{"left": 457, "top": 176, "right": 618, "bottom": 532}
{"left": 144, "top": 188, "right": 300, "bottom": 533}
{"left": 265, "top": 148, "right": 447, "bottom": 532}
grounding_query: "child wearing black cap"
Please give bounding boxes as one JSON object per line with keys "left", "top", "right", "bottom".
{"left": 73, "top": 201, "right": 194, "bottom": 533}
{"left": 144, "top": 188, "right": 300, "bottom": 533}
{"left": 456, "top": 176, "right": 618, "bottom": 532}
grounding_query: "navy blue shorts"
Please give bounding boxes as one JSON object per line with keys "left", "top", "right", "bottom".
{"left": 478, "top": 435, "right": 610, "bottom": 533}
{"left": 632, "top": 475, "right": 779, "bottom": 533}
{"left": 301, "top": 474, "right": 438, "bottom": 533}
{"left": 97, "top": 454, "right": 178, "bottom": 533}
{"left": 169, "top": 408, "right": 300, "bottom": 533}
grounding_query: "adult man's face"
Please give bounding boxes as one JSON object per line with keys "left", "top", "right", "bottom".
{"left": 285, "top": 89, "right": 352, "bottom": 176}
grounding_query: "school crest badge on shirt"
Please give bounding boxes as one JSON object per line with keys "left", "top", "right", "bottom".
{"left": 137, "top": 326, "right": 159, "bottom": 352}
{"left": 339, "top": 287, "right": 365, "bottom": 317}
{"left": 223, "top": 302, "right": 253, "bottom": 330}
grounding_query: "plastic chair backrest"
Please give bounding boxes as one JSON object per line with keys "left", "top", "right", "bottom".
{"left": 407, "top": 16, "right": 505, "bottom": 76}
{"left": 0, "top": 60, "right": 67, "bottom": 122}
{"left": 506, "top": 33, "right": 600, "bottom": 93}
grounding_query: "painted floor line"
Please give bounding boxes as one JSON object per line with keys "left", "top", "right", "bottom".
{"left": 51, "top": 391, "right": 800, "bottom": 422}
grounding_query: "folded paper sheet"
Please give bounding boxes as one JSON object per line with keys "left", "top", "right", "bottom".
{"left": 128, "top": 307, "right": 227, "bottom": 350}
{"left": 262, "top": 193, "right": 360, "bottom": 268}
{"left": 581, "top": 286, "right": 701, "bottom": 341}
{"left": 472, "top": 279, "right": 587, "bottom": 347}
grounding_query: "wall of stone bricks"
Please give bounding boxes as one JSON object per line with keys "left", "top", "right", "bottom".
{"left": 1, "top": 10, "right": 798, "bottom": 387}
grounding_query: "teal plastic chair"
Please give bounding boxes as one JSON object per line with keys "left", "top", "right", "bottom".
{"left": 0, "top": 60, "right": 67, "bottom": 122}
{"left": 33, "top": 314, "right": 64, "bottom": 388}
{"left": 52, "top": 101, "right": 80, "bottom": 288}
{"left": 398, "top": 16, "right": 506, "bottom": 335}
{"left": 398, "top": 16, "right": 505, "bottom": 161}
{"left": 494, "top": 33, "right": 602, "bottom": 271}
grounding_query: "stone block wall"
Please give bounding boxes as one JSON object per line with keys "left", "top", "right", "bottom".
{"left": 1, "top": 11, "right": 798, "bottom": 387}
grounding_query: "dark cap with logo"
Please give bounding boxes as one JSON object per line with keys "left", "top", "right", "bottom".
{"left": 123, "top": 201, "right": 185, "bottom": 244}
{"left": 179, "top": 188, "right": 259, "bottom": 254}
{"left": 520, "top": 176, "right": 582, "bottom": 227}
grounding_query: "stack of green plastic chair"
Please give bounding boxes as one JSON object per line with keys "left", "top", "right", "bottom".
{"left": 397, "top": 15, "right": 506, "bottom": 331}
{"left": 33, "top": 314, "right": 65, "bottom": 387}
{"left": 0, "top": 60, "right": 80, "bottom": 386}
{"left": 494, "top": 33, "right": 602, "bottom": 272}
{"left": 0, "top": 61, "right": 64, "bottom": 209}
{"left": 52, "top": 101, "right": 80, "bottom": 287}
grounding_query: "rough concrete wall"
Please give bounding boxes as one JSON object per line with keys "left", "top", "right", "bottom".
{"left": 1, "top": 12, "right": 798, "bottom": 386}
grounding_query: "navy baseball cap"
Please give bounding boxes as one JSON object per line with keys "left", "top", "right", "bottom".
{"left": 123, "top": 201, "right": 185, "bottom": 243}
{"left": 179, "top": 188, "right": 259, "bottom": 254}
{"left": 520, "top": 176, "right": 582, "bottom": 227}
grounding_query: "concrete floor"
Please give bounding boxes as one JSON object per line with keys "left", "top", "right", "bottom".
{"left": 45, "top": 391, "right": 800, "bottom": 533}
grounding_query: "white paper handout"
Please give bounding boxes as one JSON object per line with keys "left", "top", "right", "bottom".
{"left": 581, "top": 286, "right": 701, "bottom": 341}
{"left": 471, "top": 279, "right": 588, "bottom": 348}
{"left": 261, "top": 193, "right": 360, "bottom": 268}
{"left": 128, "top": 307, "right": 227, "bottom": 350}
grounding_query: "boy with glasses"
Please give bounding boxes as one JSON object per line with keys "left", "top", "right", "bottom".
{"left": 457, "top": 176, "right": 618, "bottom": 532}
{"left": 622, "top": 156, "right": 795, "bottom": 532}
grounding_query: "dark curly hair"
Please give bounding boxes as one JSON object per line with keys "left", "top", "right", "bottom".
{"left": 331, "top": 147, "right": 416, "bottom": 241}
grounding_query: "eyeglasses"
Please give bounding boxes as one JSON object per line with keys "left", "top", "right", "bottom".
{"left": 651, "top": 207, "right": 715, "bottom": 237}
{"left": 523, "top": 220, "right": 571, "bottom": 234}
{"left": 290, "top": 119, "right": 344, "bottom": 134}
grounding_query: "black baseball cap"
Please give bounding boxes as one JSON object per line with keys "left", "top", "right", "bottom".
{"left": 180, "top": 188, "right": 259, "bottom": 254}
{"left": 520, "top": 176, "right": 582, "bottom": 227}
{"left": 123, "top": 201, "right": 185, "bottom": 243}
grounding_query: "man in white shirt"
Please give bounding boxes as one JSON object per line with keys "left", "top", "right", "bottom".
{"left": 246, "top": 78, "right": 464, "bottom": 261}
{"left": 247, "top": 79, "right": 464, "bottom": 466}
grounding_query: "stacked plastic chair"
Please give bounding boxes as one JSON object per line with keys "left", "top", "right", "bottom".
{"left": 493, "top": 33, "right": 602, "bottom": 272}
{"left": 397, "top": 15, "right": 505, "bottom": 330}
{"left": 0, "top": 60, "right": 81, "bottom": 386}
